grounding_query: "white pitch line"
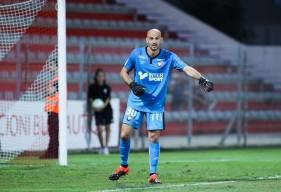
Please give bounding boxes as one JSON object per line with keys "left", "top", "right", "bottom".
{"left": 96, "top": 181, "right": 236, "bottom": 192}
{"left": 161, "top": 159, "right": 233, "bottom": 163}
{"left": 96, "top": 175, "right": 281, "bottom": 192}
{"left": 161, "top": 158, "right": 281, "bottom": 163}
{"left": 257, "top": 175, "right": 281, "bottom": 180}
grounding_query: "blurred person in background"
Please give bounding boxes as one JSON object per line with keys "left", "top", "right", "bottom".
{"left": 87, "top": 68, "right": 113, "bottom": 155}
{"left": 41, "top": 58, "right": 58, "bottom": 159}
{"left": 170, "top": 76, "right": 188, "bottom": 110}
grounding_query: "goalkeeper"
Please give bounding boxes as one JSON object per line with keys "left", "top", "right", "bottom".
{"left": 109, "top": 28, "right": 214, "bottom": 184}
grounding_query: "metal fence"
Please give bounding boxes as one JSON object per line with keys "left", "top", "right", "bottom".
{"left": 6, "top": 39, "right": 281, "bottom": 149}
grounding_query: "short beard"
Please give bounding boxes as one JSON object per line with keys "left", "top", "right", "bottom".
{"left": 150, "top": 46, "right": 159, "bottom": 52}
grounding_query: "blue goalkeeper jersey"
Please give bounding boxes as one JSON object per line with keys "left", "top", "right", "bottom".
{"left": 124, "top": 47, "right": 187, "bottom": 113}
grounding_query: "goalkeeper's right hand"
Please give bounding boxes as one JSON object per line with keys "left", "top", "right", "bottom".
{"left": 129, "top": 82, "right": 145, "bottom": 96}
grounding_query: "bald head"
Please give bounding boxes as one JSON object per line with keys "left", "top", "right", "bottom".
{"left": 146, "top": 28, "right": 163, "bottom": 52}
{"left": 147, "top": 28, "right": 162, "bottom": 37}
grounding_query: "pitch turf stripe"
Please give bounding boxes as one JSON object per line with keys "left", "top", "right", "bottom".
{"left": 96, "top": 181, "right": 236, "bottom": 192}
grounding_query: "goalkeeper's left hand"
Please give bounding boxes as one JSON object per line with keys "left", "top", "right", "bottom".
{"left": 199, "top": 77, "right": 214, "bottom": 92}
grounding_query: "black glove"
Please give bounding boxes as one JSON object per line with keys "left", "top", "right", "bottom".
{"left": 199, "top": 77, "right": 214, "bottom": 92}
{"left": 129, "top": 82, "right": 145, "bottom": 96}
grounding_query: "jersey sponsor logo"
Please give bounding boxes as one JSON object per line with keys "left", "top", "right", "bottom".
{"left": 149, "top": 73, "right": 164, "bottom": 81}
{"left": 138, "top": 71, "right": 148, "bottom": 80}
{"left": 138, "top": 71, "right": 164, "bottom": 82}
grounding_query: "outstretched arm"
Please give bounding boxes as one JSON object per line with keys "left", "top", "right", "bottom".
{"left": 183, "top": 65, "right": 202, "bottom": 80}
{"left": 183, "top": 65, "right": 214, "bottom": 92}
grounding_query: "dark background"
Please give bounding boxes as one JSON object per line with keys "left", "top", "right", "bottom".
{"left": 165, "top": 0, "right": 281, "bottom": 45}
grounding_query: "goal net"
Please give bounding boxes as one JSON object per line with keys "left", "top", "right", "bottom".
{"left": 0, "top": 0, "right": 66, "bottom": 164}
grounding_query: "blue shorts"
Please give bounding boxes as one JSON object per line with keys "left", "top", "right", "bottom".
{"left": 122, "top": 106, "right": 165, "bottom": 131}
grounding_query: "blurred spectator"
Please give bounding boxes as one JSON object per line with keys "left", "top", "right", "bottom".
{"left": 171, "top": 77, "right": 213, "bottom": 110}
{"left": 171, "top": 77, "right": 188, "bottom": 110}
{"left": 41, "top": 59, "right": 58, "bottom": 159}
{"left": 87, "top": 68, "right": 113, "bottom": 155}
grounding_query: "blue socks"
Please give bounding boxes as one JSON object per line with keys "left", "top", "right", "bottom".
{"left": 119, "top": 138, "right": 160, "bottom": 174}
{"left": 120, "top": 138, "right": 130, "bottom": 167}
{"left": 149, "top": 142, "right": 160, "bottom": 174}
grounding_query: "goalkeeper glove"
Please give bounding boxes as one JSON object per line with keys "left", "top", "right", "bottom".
{"left": 129, "top": 82, "right": 145, "bottom": 96}
{"left": 199, "top": 77, "right": 214, "bottom": 92}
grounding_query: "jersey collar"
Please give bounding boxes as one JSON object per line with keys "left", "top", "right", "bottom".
{"left": 145, "top": 46, "right": 162, "bottom": 64}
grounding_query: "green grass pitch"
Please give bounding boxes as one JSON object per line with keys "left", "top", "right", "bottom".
{"left": 1, "top": 147, "right": 281, "bottom": 192}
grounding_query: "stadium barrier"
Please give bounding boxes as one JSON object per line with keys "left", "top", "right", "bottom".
{"left": 0, "top": 99, "right": 120, "bottom": 152}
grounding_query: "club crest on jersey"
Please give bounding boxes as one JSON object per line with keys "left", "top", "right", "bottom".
{"left": 157, "top": 59, "right": 163, "bottom": 67}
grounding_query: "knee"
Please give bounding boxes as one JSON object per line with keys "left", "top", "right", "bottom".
{"left": 105, "top": 125, "right": 111, "bottom": 133}
{"left": 148, "top": 132, "right": 160, "bottom": 143}
{"left": 121, "top": 131, "right": 130, "bottom": 140}
{"left": 97, "top": 126, "right": 103, "bottom": 133}
{"left": 107, "top": 128, "right": 111, "bottom": 134}
{"left": 120, "top": 125, "right": 131, "bottom": 140}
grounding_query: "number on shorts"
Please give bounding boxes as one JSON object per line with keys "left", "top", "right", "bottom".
{"left": 126, "top": 107, "right": 137, "bottom": 117}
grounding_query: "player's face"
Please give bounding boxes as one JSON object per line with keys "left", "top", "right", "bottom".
{"left": 146, "top": 32, "right": 162, "bottom": 52}
{"left": 97, "top": 72, "right": 105, "bottom": 85}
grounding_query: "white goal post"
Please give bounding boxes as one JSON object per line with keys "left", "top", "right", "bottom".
{"left": 0, "top": 0, "right": 67, "bottom": 166}
{"left": 57, "top": 0, "right": 67, "bottom": 166}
